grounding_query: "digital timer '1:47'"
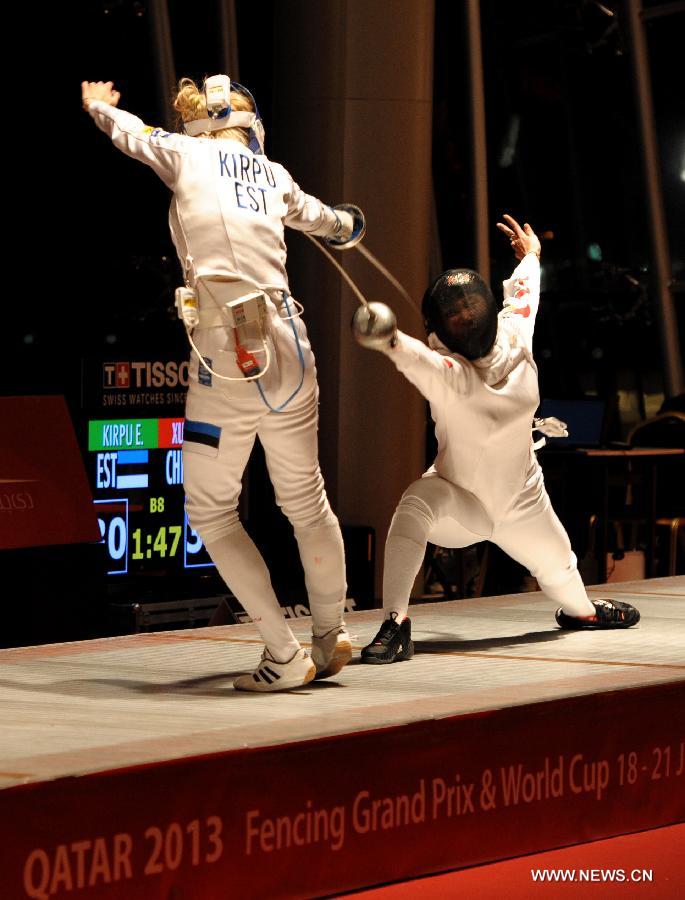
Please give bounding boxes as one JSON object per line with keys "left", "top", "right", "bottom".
{"left": 131, "top": 525, "right": 201, "bottom": 559}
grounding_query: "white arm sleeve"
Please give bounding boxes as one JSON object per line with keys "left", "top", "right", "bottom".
{"left": 381, "top": 332, "right": 472, "bottom": 402}
{"left": 469, "top": 253, "right": 541, "bottom": 386}
{"left": 282, "top": 171, "right": 340, "bottom": 237}
{"left": 87, "top": 100, "right": 188, "bottom": 189}
{"left": 499, "top": 252, "right": 541, "bottom": 349}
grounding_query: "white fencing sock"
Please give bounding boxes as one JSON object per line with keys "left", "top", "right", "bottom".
{"left": 383, "top": 534, "right": 426, "bottom": 622}
{"left": 295, "top": 521, "right": 347, "bottom": 636}
{"left": 382, "top": 496, "right": 434, "bottom": 621}
{"left": 206, "top": 528, "right": 300, "bottom": 662}
{"left": 537, "top": 565, "right": 597, "bottom": 618}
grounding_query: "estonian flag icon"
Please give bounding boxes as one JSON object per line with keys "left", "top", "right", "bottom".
{"left": 116, "top": 450, "right": 150, "bottom": 490}
{"left": 183, "top": 420, "right": 221, "bottom": 450}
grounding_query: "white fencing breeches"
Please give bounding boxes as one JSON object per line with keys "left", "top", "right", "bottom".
{"left": 384, "top": 469, "right": 596, "bottom": 621}
{"left": 183, "top": 375, "right": 346, "bottom": 662}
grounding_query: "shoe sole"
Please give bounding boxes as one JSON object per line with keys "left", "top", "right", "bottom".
{"left": 234, "top": 662, "right": 317, "bottom": 693}
{"left": 361, "top": 641, "right": 415, "bottom": 665}
{"left": 314, "top": 639, "right": 353, "bottom": 680}
{"left": 558, "top": 620, "right": 640, "bottom": 630}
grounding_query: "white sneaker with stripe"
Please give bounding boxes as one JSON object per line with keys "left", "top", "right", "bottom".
{"left": 233, "top": 648, "right": 316, "bottom": 692}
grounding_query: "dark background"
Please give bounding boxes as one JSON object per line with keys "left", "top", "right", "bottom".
{"left": 434, "top": 0, "right": 684, "bottom": 420}
{"left": 9, "top": 0, "right": 682, "bottom": 420}
{"left": 3, "top": 0, "right": 683, "bottom": 643}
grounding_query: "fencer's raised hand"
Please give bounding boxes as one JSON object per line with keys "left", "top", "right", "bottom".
{"left": 81, "top": 81, "right": 121, "bottom": 111}
{"left": 496, "top": 214, "right": 541, "bottom": 261}
{"left": 351, "top": 302, "right": 397, "bottom": 350}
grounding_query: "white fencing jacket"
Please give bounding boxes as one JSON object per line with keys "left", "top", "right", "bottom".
{"left": 87, "top": 101, "right": 340, "bottom": 293}
{"left": 383, "top": 253, "right": 542, "bottom": 521}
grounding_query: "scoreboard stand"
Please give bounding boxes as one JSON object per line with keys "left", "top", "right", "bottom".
{"left": 105, "top": 594, "right": 232, "bottom": 635}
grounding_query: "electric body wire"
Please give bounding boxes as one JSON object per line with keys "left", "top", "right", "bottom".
{"left": 183, "top": 235, "right": 416, "bottom": 402}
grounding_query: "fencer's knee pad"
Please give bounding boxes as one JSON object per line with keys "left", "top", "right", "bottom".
{"left": 185, "top": 504, "right": 242, "bottom": 545}
{"left": 284, "top": 488, "right": 338, "bottom": 532}
{"left": 388, "top": 492, "right": 435, "bottom": 542}
{"left": 293, "top": 506, "right": 340, "bottom": 534}
{"left": 391, "top": 478, "right": 492, "bottom": 544}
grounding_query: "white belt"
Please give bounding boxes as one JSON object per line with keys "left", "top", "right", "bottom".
{"left": 195, "top": 277, "right": 271, "bottom": 329}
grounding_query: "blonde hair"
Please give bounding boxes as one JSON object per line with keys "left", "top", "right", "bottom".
{"left": 173, "top": 77, "right": 254, "bottom": 143}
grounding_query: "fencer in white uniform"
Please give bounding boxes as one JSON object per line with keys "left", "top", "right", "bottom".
{"left": 82, "top": 78, "right": 357, "bottom": 690}
{"left": 352, "top": 215, "right": 640, "bottom": 663}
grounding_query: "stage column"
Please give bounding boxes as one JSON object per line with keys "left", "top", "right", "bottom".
{"left": 273, "top": 0, "right": 434, "bottom": 593}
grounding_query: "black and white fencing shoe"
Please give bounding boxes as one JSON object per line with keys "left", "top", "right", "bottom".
{"left": 233, "top": 648, "right": 316, "bottom": 692}
{"left": 555, "top": 598, "right": 640, "bottom": 630}
{"left": 361, "top": 613, "right": 414, "bottom": 664}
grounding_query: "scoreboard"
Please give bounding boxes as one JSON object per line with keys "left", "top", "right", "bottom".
{"left": 79, "top": 351, "right": 374, "bottom": 614}
{"left": 87, "top": 415, "right": 214, "bottom": 576}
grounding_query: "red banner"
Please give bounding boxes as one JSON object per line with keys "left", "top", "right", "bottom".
{"left": 0, "top": 396, "right": 100, "bottom": 550}
{"left": 2, "top": 682, "right": 683, "bottom": 899}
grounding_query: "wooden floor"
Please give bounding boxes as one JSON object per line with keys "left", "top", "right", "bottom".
{"left": 1, "top": 576, "right": 683, "bottom": 791}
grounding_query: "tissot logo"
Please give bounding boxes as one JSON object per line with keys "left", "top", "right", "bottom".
{"left": 116, "top": 362, "right": 130, "bottom": 388}
{"left": 103, "top": 361, "right": 190, "bottom": 390}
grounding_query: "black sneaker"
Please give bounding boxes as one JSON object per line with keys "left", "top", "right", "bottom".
{"left": 361, "top": 614, "right": 414, "bottom": 664}
{"left": 555, "top": 598, "right": 640, "bottom": 630}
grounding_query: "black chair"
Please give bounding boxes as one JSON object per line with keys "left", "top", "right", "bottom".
{"left": 626, "top": 412, "right": 685, "bottom": 576}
